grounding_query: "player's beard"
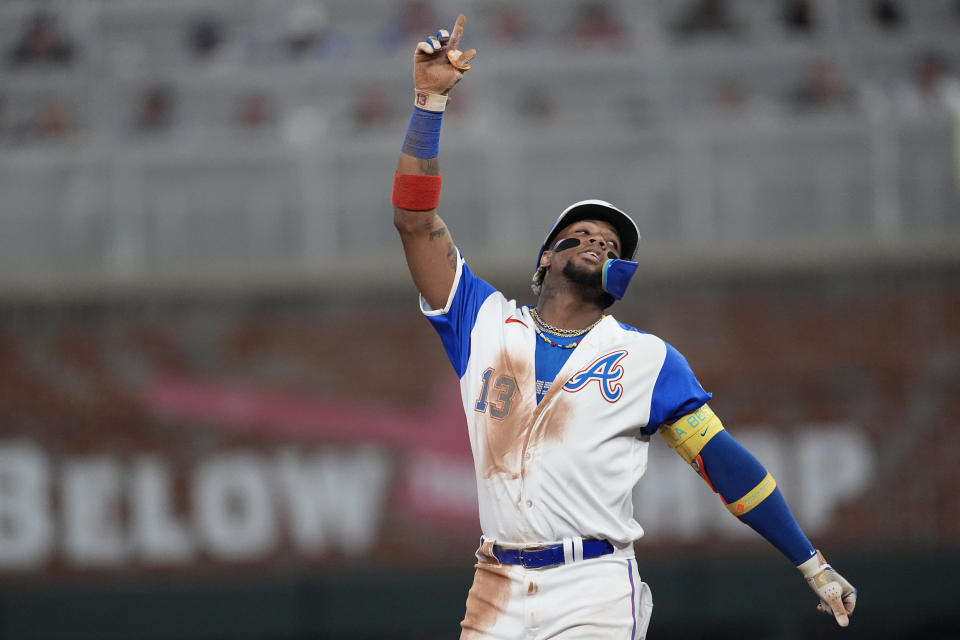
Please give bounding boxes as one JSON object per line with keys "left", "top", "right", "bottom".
{"left": 562, "top": 261, "right": 606, "bottom": 304}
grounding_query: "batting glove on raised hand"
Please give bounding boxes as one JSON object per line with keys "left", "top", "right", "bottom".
{"left": 413, "top": 14, "right": 476, "bottom": 111}
{"left": 797, "top": 550, "right": 857, "bottom": 627}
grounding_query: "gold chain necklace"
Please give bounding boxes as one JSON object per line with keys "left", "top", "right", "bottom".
{"left": 530, "top": 308, "right": 604, "bottom": 337}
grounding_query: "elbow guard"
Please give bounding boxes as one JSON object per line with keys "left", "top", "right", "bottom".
{"left": 659, "top": 404, "right": 724, "bottom": 489}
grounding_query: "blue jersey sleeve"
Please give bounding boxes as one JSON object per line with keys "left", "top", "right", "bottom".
{"left": 644, "top": 342, "right": 712, "bottom": 434}
{"left": 422, "top": 256, "right": 497, "bottom": 378}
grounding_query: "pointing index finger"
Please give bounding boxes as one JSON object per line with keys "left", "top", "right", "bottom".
{"left": 447, "top": 14, "right": 466, "bottom": 51}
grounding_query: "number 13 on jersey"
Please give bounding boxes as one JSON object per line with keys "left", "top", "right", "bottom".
{"left": 475, "top": 367, "right": 518, "bottom": 419}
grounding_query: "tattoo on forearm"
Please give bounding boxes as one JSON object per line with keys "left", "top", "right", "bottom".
{"left": 418, "top": 158, "right": 439, "bottom": 176}
{"left": 446, "top": 241, "right": 457, "bottom": 269}
{"left": 428, "top": 227, "right": 448, "bottom": 241}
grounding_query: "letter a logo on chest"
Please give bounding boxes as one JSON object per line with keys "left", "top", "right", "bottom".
{"left": 562, "top": 350, "right": 628, "bottom": 402}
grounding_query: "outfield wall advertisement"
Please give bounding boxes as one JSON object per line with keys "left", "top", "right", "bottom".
{"left": 1, "top": 274, "right": 956, "bottom": 575}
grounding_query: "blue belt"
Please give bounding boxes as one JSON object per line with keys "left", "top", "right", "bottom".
{"left": 492, "top": 539, "right": 614, "bottom": 569}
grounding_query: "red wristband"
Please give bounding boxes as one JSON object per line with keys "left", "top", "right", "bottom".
{"left": 392, "top": 171, "right": 442, "bottom": 211}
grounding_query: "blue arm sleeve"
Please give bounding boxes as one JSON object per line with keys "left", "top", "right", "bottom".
{"left": 424, "top": 259, "right": 497, "bottom": 378}
{"left": 645, "top": 342, "right": 712, "bottom": 435}
{"left": 698, "top": 430, "right": 816, "bottom": 565}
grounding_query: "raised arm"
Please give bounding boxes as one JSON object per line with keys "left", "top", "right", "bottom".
{"left": 392, "top": 14, "right": 476, "bottom": 310}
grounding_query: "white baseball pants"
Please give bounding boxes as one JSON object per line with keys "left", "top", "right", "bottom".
{"left": 459, "top": 541, "right": 653, "bottom": 639}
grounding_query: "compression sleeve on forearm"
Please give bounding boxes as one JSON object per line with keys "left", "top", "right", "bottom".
{"left": 697, "top": 430, "right": 816, "bottom": 565}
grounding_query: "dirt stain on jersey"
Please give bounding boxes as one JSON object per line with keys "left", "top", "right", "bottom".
{"left": 527, "top": 580, "right": 539, "bottom": 595}
{"left": 480, "top": 348, "right": 578, "bottom": 481}
{"left": 517, "top": 367, "right": 575, "bottom": 480}
{"left": 460, "top": 561, "right": 512, "bottom": 639}
{"left": 532, "top": 382, "right": 573, "bottom": 444}
{"left": 480, "top": 349, "right": 535, "bottom": 479}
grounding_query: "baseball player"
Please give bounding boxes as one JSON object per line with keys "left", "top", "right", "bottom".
{"left": 391, "top": 15, "right": 857, "bottom": 639}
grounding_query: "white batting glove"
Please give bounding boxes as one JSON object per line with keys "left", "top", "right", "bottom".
{"left": 413, "top": 14, "right": 477, "bottom": 112}
{"left": 797, "top": 550, "right": 858, "bottom": 627}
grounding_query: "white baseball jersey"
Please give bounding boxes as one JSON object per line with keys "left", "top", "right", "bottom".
{"left": 423, "top": 254, "right": 711, "bottom": 548}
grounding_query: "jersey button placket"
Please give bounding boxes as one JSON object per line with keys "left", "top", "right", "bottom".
{"left": 520, "top": 446, "right": 540, "bottom": 513}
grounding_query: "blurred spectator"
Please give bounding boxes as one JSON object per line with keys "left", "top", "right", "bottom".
{"left": 710, "top": 77, "right": 782, "bottom": 122}
{"left": 277, "top": 3, "right": 349, "bottom": 62}
{"left": 912, "top": 51, "right": 960, "bottom": 103}
{"left": 568, "top": 1, "right": 627, "bottom": 47}
{"left": 186, "top": 16, "right": 224, "bottom": 61}
{"left": 352, "top": 87, "right": 394, "bottom": 133}
{"left": 894, "top": 50, "right": 960, "bottom": 116}
{"left": 7, "top": 11, "right": 76, "bottom": 67}
{"left": 187, "top": 17, "right": 270, "bottom": 67}
{"left": 34, "top": 97, "right": 76, "bottom": 140}
{"left": 787, "top": 57, "right": 856, "bottom": 114}
{"left": 184, "top": 15, "right": 257, "bottom": 69}
{"left": 234, "top": 90, "right": 276, "bottom": 131}
{"left": 782, "top": 0, "right": 819, "bottom": 35}
{"left": 869, "top": 0, "right": 904, "bottom": 32}
{"left": 377, "top": 0, "right": 438, "bottom": 52}
{"left": 133, "top": 84, "right": 176, "bottom": 135}
{"left": 671, "top": 0, "right": 744, "bottom": 40}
